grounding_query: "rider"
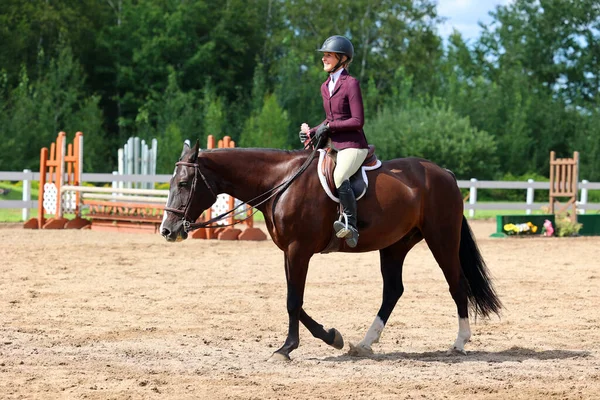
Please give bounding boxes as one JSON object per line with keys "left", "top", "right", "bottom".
{"left": 299, "top": 35, "right": 369, "bottom": 248}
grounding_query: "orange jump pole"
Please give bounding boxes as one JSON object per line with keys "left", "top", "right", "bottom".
{"left": 64, "top": 132, "right": 90, "bottom": 229}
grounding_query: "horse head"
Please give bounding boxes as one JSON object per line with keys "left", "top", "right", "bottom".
{"left": 160, "top": 140, "right": 218, "bottom": 242}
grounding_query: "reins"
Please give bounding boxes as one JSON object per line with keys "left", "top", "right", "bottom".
{"left": 168, "top": 135, "right": 325, "bottom": 232}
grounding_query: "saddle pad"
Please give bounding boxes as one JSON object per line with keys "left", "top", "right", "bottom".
{"left": 317, "top": 149, "right": 382, "bottom": 203}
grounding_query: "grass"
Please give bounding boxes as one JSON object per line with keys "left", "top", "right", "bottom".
{"left": 0, "top": 181, "right": 38, "bottom": 222}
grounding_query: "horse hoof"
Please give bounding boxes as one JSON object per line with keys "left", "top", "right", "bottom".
{"left": 451, "top": 346, "right": 468, "bottom": 356}
{"left": 347, "top": 342, "right": 373, "bottom": 357}
{"left": 329, "top": 328, "right": 344, "bottom": 350}
{"left": 268, "top": 352, "right": 291, "bottom": 362}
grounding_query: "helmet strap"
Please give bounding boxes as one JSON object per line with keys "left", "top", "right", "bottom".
{"left": 329, "top": 54, "right": 346, "bottom": 74}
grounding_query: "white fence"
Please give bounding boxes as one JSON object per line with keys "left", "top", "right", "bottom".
{"left": 117, "top": 137, "right": 158, "bottom": 190}
{"left": 1, "top": 171, "right": 600, "bottom": 221}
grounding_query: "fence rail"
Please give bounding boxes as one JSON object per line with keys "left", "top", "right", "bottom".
{"left": 2, "top": 171, "right": 600, "bottom": 221}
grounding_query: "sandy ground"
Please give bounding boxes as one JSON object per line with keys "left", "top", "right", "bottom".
{"left": 1, "top": 220, "right": 599, "bottom": 400}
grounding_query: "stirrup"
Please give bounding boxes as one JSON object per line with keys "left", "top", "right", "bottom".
{"left": 333, "top": 214, "right": 359, "bottom": 247}
{"left": 333, "top": 214, "right": 351, "bottom": 238}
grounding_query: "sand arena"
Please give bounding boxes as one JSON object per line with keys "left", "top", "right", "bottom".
{"left": 1, "top": 220, "right": 599, "bottom": 399}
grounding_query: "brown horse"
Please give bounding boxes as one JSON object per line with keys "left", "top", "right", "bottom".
{"left": 160, "top": 141, "right": 502, "bottom": 361}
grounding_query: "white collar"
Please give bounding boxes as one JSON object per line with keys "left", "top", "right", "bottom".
{"left": 329, "top": 68, "right": 345, "bottom": 84}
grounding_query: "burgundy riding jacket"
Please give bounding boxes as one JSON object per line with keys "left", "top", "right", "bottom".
{"left": 310, "top": 69, "right": 369, "bottom": 150}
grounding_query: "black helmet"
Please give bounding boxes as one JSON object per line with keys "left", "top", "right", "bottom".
{"left": 317, "top": 35, "right": 354, "bottom": 61}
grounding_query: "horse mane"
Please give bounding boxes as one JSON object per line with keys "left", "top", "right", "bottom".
{"left": 202, "top": 147, "right": 307, "bottom": 155}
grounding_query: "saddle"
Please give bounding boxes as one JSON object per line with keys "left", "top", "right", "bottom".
{"left": 317, "top": 145, "right": 381, "bottom": 202}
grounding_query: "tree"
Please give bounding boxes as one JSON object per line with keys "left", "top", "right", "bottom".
{"left": 135, "top": 68, "right": 203, "bottom": 173}
{"left": 240, "top": 94, "right": 290, "bottom": 149}
{"left": 203, "top": 86, "right": 226, "bottom": 141}
{"left": 478, "top": 0, "right": 600, "bottom": 108}
{"left": 0, "top": 44, "right": 106, "bottom": 171}
{"left": 280, "top": 0, "right": 444, "bottom": 100}
{"left": 368, "top": 101, "right": 498, "bottom": 179}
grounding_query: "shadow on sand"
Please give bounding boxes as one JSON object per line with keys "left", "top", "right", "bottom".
{"left": 321, "top": 346, "right": 591, "bottom": 364}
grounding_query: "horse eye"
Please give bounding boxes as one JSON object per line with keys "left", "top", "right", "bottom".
{"left": 178, "top": 181, "right": 188, "bottom": 188}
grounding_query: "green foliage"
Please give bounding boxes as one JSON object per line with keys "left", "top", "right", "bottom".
{"left": 477, "top": 172, "right": 550, "bottom": 202}
{"left": 368, "top": 101, "right": 498, "bottom": 179}
{"left": 0, "top": 43, "right": 106, "bottom": 171}
{"left": 584, "top": 190, "right": 600, "bottom": 203}
{"left": 240, "top": 94, "right": 290, "bottom": 149}
{"left": 273, "top": 49, "right": 324, "bottom": 149}
{"left": 135, "top": 68, "right": 203, "bottom": 173}
{"left": 0, "top": 0, "right": 599, "bottom": 185}
{"left": 555, "top": 213, "right": 583, "bottom": 237}
{"left": 203, "top": 87, "right": 226, "bottom": 140}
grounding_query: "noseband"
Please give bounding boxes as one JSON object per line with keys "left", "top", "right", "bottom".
{"left": 164, "top": 161, "right": 217, "bottom": 232}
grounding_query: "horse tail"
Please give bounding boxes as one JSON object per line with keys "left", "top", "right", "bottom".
{"left": 459, "top": 216, "right": 502, "bottom": 318}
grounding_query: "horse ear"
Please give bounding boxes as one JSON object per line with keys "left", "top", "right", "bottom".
{"left": 180, "top": 140, "right": 191, "bottom": 158}
{"left": 190, "top": 139, "right": 200, "bottom": 162}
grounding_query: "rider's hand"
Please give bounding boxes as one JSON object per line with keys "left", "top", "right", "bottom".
{"left": 313, "top": 124, "right": 329, "bottom": 149}
{"left": 315, "top": 123, "right": 330, "bottom": 140}
{"left": 299, "top": 123, "right": 310, "bottom": 144}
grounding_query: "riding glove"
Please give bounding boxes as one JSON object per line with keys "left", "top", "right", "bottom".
{"left": 315, "top": 123, "right": 330, "bottom": 139}
{"left": 313, "top": 124, "right": 330, "bottom": 148}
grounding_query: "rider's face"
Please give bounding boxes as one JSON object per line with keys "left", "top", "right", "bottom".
{"left": 322, "top": 52, "right": 340, "bottom": 73}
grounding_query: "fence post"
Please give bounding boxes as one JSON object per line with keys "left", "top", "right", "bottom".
{"left": 112, "top": 171, "right": 120, "bottom": 198}
{"left": 22, "top": 169, "right": 32, "bottom": 221}
{"left": 526, "top": 179, "right": 534, "bottom": 215}
{"left": 580, "top": 180, "right": 589, "bottom": 215}
{"left": 469, "top": 178, "right": 477, "bottom": 218}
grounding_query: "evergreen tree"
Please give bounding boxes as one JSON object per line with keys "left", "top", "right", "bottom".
{"left": 240, "top": 94, "right": 290, "bottom": 149}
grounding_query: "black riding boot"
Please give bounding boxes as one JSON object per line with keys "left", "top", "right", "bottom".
{"left": 333, "top": 179, "right": 359, "bottom": 248}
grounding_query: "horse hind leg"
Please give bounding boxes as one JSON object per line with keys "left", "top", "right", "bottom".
{"left": 421, "top": 222, "right": 471, "bottom": 354}
{"left": 349, "top": 230, "right": 422, "bottom": 357}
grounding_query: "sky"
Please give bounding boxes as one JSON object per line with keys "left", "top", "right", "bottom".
{"left": 436, "top": 0, "right": 515, "bottom": 43}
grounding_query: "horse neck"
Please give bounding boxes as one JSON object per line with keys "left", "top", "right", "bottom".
{"left": 201, "top": 148, "right": 306, "bottom": 206}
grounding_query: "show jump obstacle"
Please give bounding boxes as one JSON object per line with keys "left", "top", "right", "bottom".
{"left": 490, "top": 150, "right": 600, "bottom": 237}
{"left": 24, "top": 133, "right": 266, "bottom": 240}
{"left": 549, "top": 151, "right": 579, "bottom": 222}
{"left": 23, "top": 131, "right": 90, "bottom": 229}
{"left": 117, "top": 136, "right": 158, "bottom": 190}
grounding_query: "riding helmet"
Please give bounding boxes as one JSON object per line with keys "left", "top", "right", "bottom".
{"left": 317, "top": 35, "right": 354, "bottom": 61}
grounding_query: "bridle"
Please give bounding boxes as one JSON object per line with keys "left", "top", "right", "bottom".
{"left": 164, "top": 135, "right": 325, "bottom": 233}
{"left": 163, "top": 161, "right": 218, "bottom": 232}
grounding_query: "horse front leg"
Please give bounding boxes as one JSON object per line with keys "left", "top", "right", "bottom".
{"left": 299, "top": 309, "right": 344, "bottom": 350}
{"left": 270, "top": 248, "right": 312, "bottom": 361}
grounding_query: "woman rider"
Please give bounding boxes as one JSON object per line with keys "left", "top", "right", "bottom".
{"left": 299, "top": 35, "right": 370, "bottom": 248}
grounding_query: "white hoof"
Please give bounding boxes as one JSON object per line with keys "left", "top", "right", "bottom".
{"left": 347, "top": 342, "right": 373, "bottom": 357}
{"left": 451, "top": 346, "right": 468, "bottom": 356}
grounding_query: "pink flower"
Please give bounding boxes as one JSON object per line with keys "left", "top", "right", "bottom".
{"left": 543, "top": 219, "right": 554, "bottom": 237}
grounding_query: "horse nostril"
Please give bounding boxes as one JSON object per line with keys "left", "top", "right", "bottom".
{"left": 161, "top": 228, "right": 171, "bottom": 237}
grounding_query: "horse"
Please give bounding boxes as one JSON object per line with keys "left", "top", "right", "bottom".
{"left": 160, "top": 140, "right": 502, "bottom": 361}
